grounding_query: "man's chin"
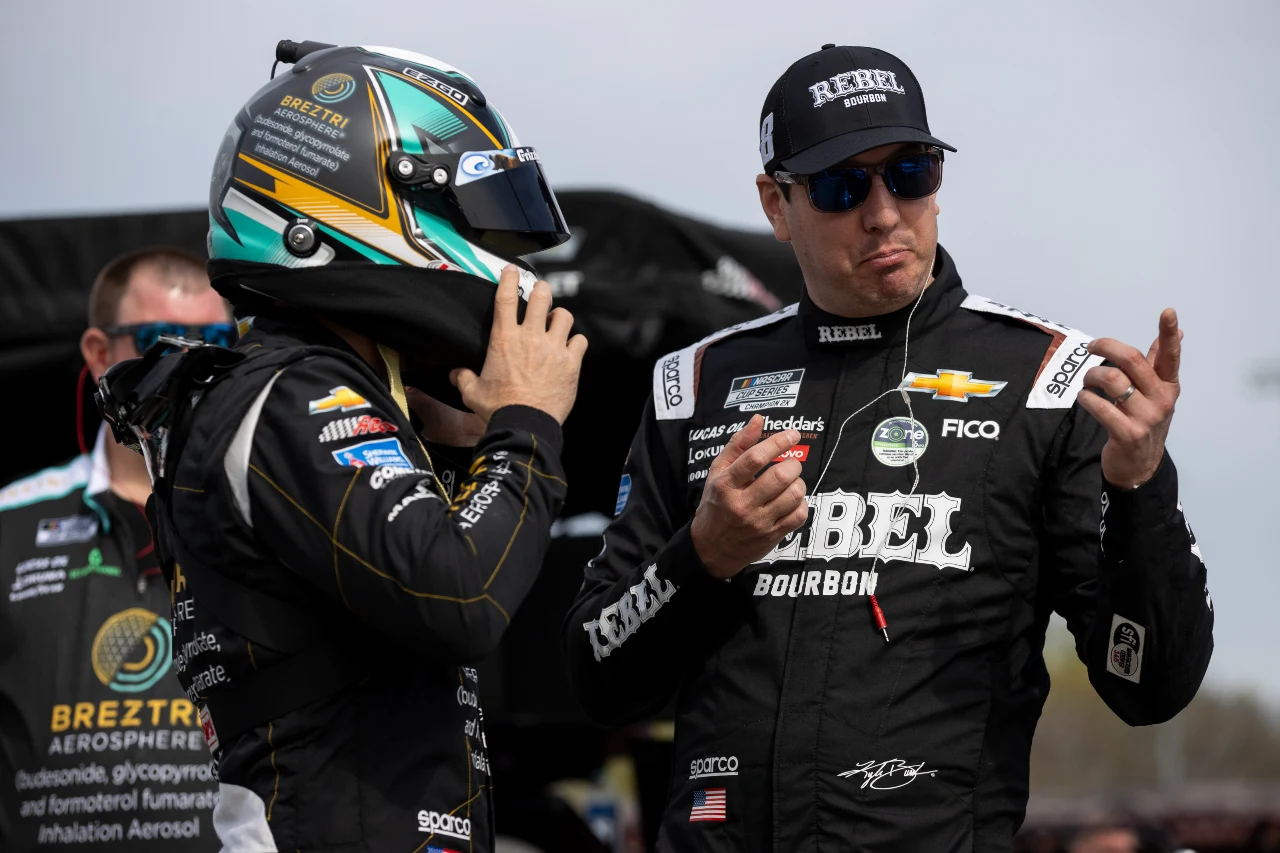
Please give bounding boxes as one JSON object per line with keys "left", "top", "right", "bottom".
{"left": 859, "top": 265, "right": 928, "bottom": 307}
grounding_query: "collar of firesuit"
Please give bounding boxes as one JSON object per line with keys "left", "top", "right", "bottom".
{"left": 798, "top": 243, "right": 966, "bottom": 351}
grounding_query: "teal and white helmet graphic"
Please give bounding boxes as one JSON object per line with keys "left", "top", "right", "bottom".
{"left": 208, "top": 43, "right": 570, "bottom": 284}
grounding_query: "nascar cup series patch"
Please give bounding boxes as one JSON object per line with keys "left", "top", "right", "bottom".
{"left": 724, "top": 369, "right": 804, "bottom": 412}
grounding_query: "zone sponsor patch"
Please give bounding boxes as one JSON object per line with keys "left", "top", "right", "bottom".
{"left": 724, "top": 368, "right": 804, "bottom": 412}
{"left": 331, "top": 437, "right": 414, "bottom": 469}
{"left": 318, "top": 415, "right": 398, "bottom": 442}
{"left": 36, "top": 514, "right": 98, "bottom": 547}
{"left": 1105, "top": 614, "right": 1146, "bottom": 683}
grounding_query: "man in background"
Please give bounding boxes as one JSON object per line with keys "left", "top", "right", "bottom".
{"left": 0, "top": 248, "right": 230, "bottom": 851}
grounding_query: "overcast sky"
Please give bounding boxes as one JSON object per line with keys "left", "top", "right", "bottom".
{"left": 3, "top": 0, "right": 1277, "bottom": 701}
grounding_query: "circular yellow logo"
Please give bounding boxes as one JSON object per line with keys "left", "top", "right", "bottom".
{"left": 91, "top": 608, "right": 172, "bottom": 693}
{"left": 312, "top": 72, "right": 356, "bottom": 104}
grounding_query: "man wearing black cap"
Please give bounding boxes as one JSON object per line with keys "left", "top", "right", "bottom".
{"left": 564, "top": 45, "right": 1213, "bottom": 850}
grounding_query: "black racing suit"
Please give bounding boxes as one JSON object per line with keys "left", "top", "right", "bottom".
{"left": 563, "top": 246, "right": 1213, "bottom": 852}
{"left": 0, "top": 431, "right": 217, "bottom": 852}
{"left": 161, "top": 316, "right": 565, "bottom": 852}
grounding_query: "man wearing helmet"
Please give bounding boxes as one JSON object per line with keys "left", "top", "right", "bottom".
{"left": 105, "top": 42, "right": 585, "bottom": 851}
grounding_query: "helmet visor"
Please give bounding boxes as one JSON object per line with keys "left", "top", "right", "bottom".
{"left": 450, "top": 148, "right": 570, "bottom": 255}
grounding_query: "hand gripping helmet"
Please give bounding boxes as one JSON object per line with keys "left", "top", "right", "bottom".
{"left": 206, "top": 41, "right": 570, "bottom": 376}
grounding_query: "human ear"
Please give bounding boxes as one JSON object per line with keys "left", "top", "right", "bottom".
{"left": 80, "top": 328, "right": 111, "bottom": 382}
{"left": 755, "top": 174, "right": 792, "bottom": 243}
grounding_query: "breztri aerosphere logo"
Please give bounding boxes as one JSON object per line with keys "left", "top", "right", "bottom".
{"left": 311, "top": 73, "right": 356, "bottom": 104}
{"left": 91, "top": 608, "right": 173, "bottom": 693}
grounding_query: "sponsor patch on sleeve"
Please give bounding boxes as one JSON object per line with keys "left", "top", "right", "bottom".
{"left": 614, "top": 474, "right": 632, "bottom": 516}
{"left": 724, "top": 369, "right": 804, "bottom": 412}
{"left": 331, "top": 437, "right": 414, "bottom": 469}
{"left": 1105, "top": 613, "right": 1145, "bottom": 683}
{"left": 309, "top": 385, "right": 372, "bottom": 415}
{"left": 36, "top": 514, "right": 99, "bottom": 547}
{"left": 651, "top": 304, "right": 800, "bottom": 422}
{"left": 959, "top": 295, "right": 1104, "bottom": 409}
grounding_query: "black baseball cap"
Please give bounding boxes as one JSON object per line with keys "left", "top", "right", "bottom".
{"left": 759, "top": 44, "right": 955, "bottom": 175}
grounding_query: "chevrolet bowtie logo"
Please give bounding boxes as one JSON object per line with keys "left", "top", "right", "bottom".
{"left": 900, "top": 370, "right": 1007, "bottom": 402}
{"left": 308, "top": 385, "right": 372, "bottom": 415}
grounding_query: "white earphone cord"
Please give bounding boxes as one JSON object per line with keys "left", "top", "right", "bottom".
{"left": 806, "top": 254, "right": 935, "bottom": 637}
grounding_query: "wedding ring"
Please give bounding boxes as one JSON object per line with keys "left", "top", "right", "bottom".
{"left": 1114, "top": 384, "right": 1137, "bottom": 406}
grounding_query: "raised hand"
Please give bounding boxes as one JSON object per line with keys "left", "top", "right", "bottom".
{"left": 1077, "top": 308, "right": 1182, "bottom": 489}
{"left": 690, "top": 415, "right": 810, "bottom": 580}
{"left": 450, "top": 265, "right": 588, "bottom": 425}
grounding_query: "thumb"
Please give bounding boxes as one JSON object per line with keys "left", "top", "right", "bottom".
{"left": 709, "top": 415, "right": 763, "bottom": 477}
{"left": 451, "top": 368, "right": 479, "bottom": 398}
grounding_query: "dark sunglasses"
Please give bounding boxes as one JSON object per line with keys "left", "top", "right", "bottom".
{"left": 774, "top": 149, "right": 944, "bottom": 213}
{"left": 103, "top": 322, "right": 237, "bottom": 353}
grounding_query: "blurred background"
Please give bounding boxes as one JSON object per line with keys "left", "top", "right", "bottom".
{"left": 2, "top": 1, "right": 1277, "bottom": 850}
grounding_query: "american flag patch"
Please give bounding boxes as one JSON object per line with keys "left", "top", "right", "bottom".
{"left": 689, "top": 787, "right": 727, "bottom": 822}
{"left": 318, "top": 415, "right": 398, "bottom": 442}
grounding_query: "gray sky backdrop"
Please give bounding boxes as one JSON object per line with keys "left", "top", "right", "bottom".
{"left": 3, "top": 1, "right": 1277, "bottom": 700}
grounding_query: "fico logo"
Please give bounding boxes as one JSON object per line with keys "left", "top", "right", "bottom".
{"left": 774, "top": 445, "right": 810, "bottom": 463}
{"left": 941, "top": 419, "right": 1000, "bottom": 439}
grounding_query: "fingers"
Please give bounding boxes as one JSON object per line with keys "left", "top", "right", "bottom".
{"left": 1151, "top": 307, "right": 1181, "bottom": 383}
{"left": 759, "top": 468, "right": 808, "bottom": 523}
{"left": 1075, "top": 387, "right": 1134, "bottom": 440}
{"left": 722, "top": 428, "right": 801, "bottom": 489}
{"left": 547, "top": 306, "right": 574, "bottom": 341}
{"left": 567, "top": 333, "right": 588, "bottom": 361}
{"left": 707, "top": 415, "right": 763, "bottom": 479}
{"left": 1083, "top": 365, "right": 1157, "bottom": 418}
{"left": 1086, "top": 337, "right": 1163, "bottom": 397}
{"left": 747, "top": 458, "right": 804, "bottom": 505}
{"left": 524, "top": 279, "right": 552, "bottom": 330}
{"left": 451, "top": 367, "right": 479, "bottom": 401}
{"left": 492, "top": 266, "right": 521, "bottom": 334}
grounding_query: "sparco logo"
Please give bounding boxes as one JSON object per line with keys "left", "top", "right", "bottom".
{"left": 1045, "top": 341, "right": 1091, "bottom": 398}
{"left": 817, "top": 324, "right": 882, "bottom": 343}
{"left": 809, "top": 68, "right": 906, "bottom": 107}
{"left": 417, "top": 809, "right": 472, "bottom": 839}
{"left": 690, "top": 755, "right": 739, "bottom": 779}
{"left": 662, "top": 355, "right": 683, "bottom": 408}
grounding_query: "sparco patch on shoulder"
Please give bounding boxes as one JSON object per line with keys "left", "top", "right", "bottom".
{"left": 960, "top": 295, "right": 1104, "bottom": 410}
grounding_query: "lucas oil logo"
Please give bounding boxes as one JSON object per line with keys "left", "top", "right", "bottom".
{"left": 92, "top": 609, "right": 173, "bottom": 693}
{"left": 724, "top": 369, "right": 804, "bottom": 412}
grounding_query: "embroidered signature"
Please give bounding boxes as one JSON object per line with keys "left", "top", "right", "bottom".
{"left": 838, "top": 759, "right": 937, "bottom": 790}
